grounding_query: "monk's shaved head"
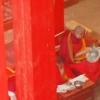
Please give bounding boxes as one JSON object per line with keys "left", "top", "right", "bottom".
{"left": 74, "top": 26, "right": 85, "bottom": 39}
{"left": 74, "top": 26, "right": 85, "bottom": 34}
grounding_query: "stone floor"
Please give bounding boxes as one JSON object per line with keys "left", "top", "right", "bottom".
{"left": 64, "top": 0, "right": 100, "bottom": 99}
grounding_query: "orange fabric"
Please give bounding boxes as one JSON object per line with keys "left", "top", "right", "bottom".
{"left": 6, "top": 67, "right": 15, "bottom": 78}
{"left": 68, "top": 32, "right": 74, "bottom": 62}
{"left": 62, "top": 72, "right": 68, "bottom": 82}
{"left": 74, "top": 39, "right": 86, "bottom": 61}
{"left": 68, "top": 32, "right": 86, "bottom": 62}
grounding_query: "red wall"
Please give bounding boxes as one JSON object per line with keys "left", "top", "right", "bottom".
{"left": 0, "top": 0, "right": 8, "bottom": 99}
{"left": 54, "top": 0, "right": 64, "bottom": 34}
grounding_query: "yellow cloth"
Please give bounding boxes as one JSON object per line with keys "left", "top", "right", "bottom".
{"left": 68, "top": 32, "right": 87, "bottom": 62}
{"left": 74, "top": 39, "right": 86, "bottom": 61}
{"left": 62, "top": 72, "right": 68, "bottom": 82}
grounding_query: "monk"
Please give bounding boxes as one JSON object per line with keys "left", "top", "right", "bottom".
{"left": 59, "top": 26, "right": 100, "bottom": 82}
{"left": 56, "top": 55, "right": 74, "bottom": 85}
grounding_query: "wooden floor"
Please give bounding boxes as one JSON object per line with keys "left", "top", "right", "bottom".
{"left": 94, "top": 79, "right": 100, "bottom": 100}
{"left": 64, "top": 0, "right": 82, "bottom": 8}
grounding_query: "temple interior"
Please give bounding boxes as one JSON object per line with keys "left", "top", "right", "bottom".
{"left": 2, "top": 0, "right": 100, "bottom": 100}
{"left": 64, "top": 1, "right": 100, "bottom": 99}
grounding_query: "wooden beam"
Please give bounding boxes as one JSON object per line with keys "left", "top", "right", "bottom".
{"left": 4, "top": 20, "right": 13, "bottom": 31}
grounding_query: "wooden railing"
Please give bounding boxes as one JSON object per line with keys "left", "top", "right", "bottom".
{"left": 2, "top": 0, "right": 13, "bottom": 31}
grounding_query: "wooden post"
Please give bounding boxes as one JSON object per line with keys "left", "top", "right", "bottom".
{"left": 12, "top": 0, "right": 34, "bottom": 99}
{"left": 54, "top": 0, "right": 64, "bottom": 34}
{"left": 12, "top": 0, "right": 58, "bottom": 99}
{"left": 12, "top": 0, "right": 57, "bottom": 100}
{"left": 31, "top": 0, "right": 57, "bottom": 100}
{"left": 54, "top": 0, "right": 64, "bottom": 45}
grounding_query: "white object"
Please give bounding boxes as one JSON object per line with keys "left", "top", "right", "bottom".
{"left": 69, "top": 74, "right": 89, "bottom": 85}
{"left": 56, "top": 74, "right": 88, "bottom": 93}
{"left": 57, "top": 83, "right": 75, "bottom": 93}
{"left": 8, "top": 91, "right": 17, "bottom": 100}
{"left": 57, "top": 88, "right": 67, "bottom": 93}
{"left": 54, "top": 31, "right": 65, "bottom": 37}
{"left": 86, "top": 47, "right": 100, "bottom": 63}
{"left": 55, "top": 45, "right": 60, "bottom": 50}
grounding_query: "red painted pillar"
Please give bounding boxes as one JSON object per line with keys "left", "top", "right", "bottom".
{"left": 31, "top": 0, "right": 57, "bottom": 100}
{"left": 54, "top": 0, "right": 64, "bottom": 34}
{"left": 54, "top": 0, "right": 64, "bottom": 45}
{"left": 12, "top": 0, "right": 34, "bottom": 100}
{"left": 0, "top": 1, "right": 8, "bottom": 100}
{"left": 12, "top": 0, "right": 57, "bottom": 100}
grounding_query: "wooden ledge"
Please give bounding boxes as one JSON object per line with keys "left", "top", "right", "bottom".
{"left": 66, "top": 20, "right": 92, "bottom": 33}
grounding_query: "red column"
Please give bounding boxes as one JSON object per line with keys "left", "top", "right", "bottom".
{"left": 0, "top": 1, "right": 8, "bottom": 100}
{"left": 54, "top": 0, "right": 64, "bottom": 45}
{"left": 54, "top": 0, "right": 64, "bottom": 34}
{"left": 12, "top": 0, "right": 34, "bottom": 100}
{"left": 12, "top": 0, "right": 57, "bottom": 99}
{"left": 31, "top": 0, "right": 57, "bottom": 100}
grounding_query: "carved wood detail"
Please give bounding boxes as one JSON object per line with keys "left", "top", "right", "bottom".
{"left": 2, "top": 0, "right": 12, "bottom": 22}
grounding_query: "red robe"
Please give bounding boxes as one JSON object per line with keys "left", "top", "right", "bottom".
{"left": 59, "top": 29, "right": 100, "bottom": 82}
{"left": 56, "top": 64, "right": 75, "bottom": 85}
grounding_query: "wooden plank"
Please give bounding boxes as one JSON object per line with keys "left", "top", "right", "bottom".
{"left": 4, "top": 20, "right": 13, "bottom": 31}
